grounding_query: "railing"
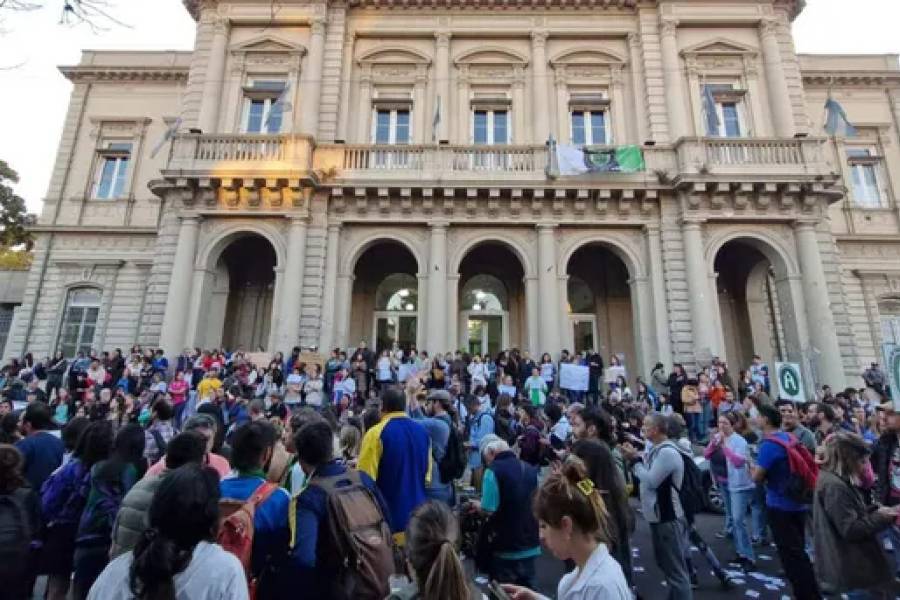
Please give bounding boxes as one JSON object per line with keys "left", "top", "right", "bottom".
{"left": 674, "top": 136, "right": 827, "bottom": 176}
{"left": 194, "top": 135, "right": 287, "bottom": 162}
{"left": 333, "top": 144, "right": 548, "bottom": 175}
{"left": 704, "top": 139, "right": 804, "bottom": 166}
{"left": 166, "top": 133, "right": 314, "bottom": 173}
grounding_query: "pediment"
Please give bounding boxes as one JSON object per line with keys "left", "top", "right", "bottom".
{"left": 358, "top": 46, "right": 431, "bottom": 65}
{"left": 681, "top": 38, "right": 757, "bottom": 57}
{"left": 550, "top": 49, "right": 626, "bottom": 67}
{"left": 454, "top": 47, "right": 528, "bottom": 66}
{"left": 231, "top": 34, "right": 306, "bottom": 56}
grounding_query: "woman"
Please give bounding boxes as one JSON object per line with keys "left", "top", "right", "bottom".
{"left": 88, "top": 464, "right": 247, "bottom": 600}
{"left": 389, "top": 500, "right": 480, "bottom": 600}
{"left": 667, "top": 363, "right": 687, "bottom": 414}
{"left": 539, "top": 353, "right": 555, "bottom": 388}
{"left": 650, "top": 361, "right": 668, "bottom": 397}
{"left": 698, "top": 371, "right": 712, "bottom": 443}
{"left": 467, "top": 355, "right": 488, "bottom": 390}
{"left": 813, "top": 433, "right": 899, "bottom": 599}
{"left": 376, "top": 350, "right": 394, "bottom": 390}
{"left": 523, "top": 366, "right": 548, "bottom": 407}
{"left": 708, "top": 413, "right": 755, "bottom": 570}
{"left": 572, "top": 439, "right": 634, "bottom": 588}
{"left": 303, "top": 364, "right": 325, "bottom": 409}
{"left": 46, "top": 350, "right": 68, "bottom": 402}
{"left": 502, "top": 461, "right": 630, "bottom": 600}
{"left": 0, "top": 445, "right": 42, "bottom": 600}
{"left": 41, "top": 422, "right": 113, "bottom": 600}
{"left": 72, "top": 424, "right": 146, "bottom": 599}
{"left": 168, "top": 370, "right": 189, "bottom": 428}
{"left": 324, "top": 348, "right": 343, "bottom": 395}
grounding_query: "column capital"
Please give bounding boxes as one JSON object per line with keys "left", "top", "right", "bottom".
{"left": 793, "top": 218, "right": 820, "bottom": 231}
{"left": 659, "top": 18, "right": 679, "bottom": 38}
{"left": 536, "top": 223, "right": 558, "bottom": 232}
{"left": 430, "top": 222, "right": 449, "bottom": 232}
{"left": 434, "top": 31, "right": 452, "bottom": 47}
{"left": 286, "top": 215, "right": 309, "bottom": 226}
{"left": 626, "top": 31, "right": 642, "bottom": 49}
{"left": 759, "top": 17, "right": 779, "bottom": 39}
{"left": 642, "top": 223, "right": 661, "bottom": 235}
{"left": 180, "top": 214, "right": 202, "bottom": 226}
{"left": 327, "top": 223, "right": 342, "bottom": 233}
{"left": 212, "top": 15, "right": 230, "bottom": 36}
{"left": 531, "top": 30, "right": 549, "bottom": 47}
{"left": 310, "top": 17, "right": 327, "bottom": 36}
{"left": 679, "top": 217, "right": 706, "bottom": 228}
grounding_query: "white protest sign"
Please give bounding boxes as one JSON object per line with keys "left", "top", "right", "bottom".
{"left": 560, "top": 363, "right": 590, "bottom": 391}
{"left": 398, "top": 363, "right": 417, "bottom": 383}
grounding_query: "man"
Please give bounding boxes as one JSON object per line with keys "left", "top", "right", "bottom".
{"left": 143, "top": 398, "right": 175, "bottom": 464}
{"left": 220, "top": 421, "right": 292, "bottom": 599}
{"left": 197, "top": 369, "right": 222, "bottom": 404}
{"left": 873, "top": 409, "right": 900, "bottom": 573}
{"left": 813, "top": 402, "right": 840, "bottom": 445}
{"left": 749, "top": 355, "right": 770, "bottom": 394}
{"left": 752, "top": 404, "right": 821, "bottom": 600}
{"left": 145, "top": 413, "right": 232, "bottom": 479}
{"left": 110, "top": 431, "right": 207, "bottom": 558}
{"left": 465, "top": 392, "right": 495, "bottom": 491}
{"left": 776, "top": 400, "right": 816, "bottom": 454}
{"left": 863, "top": 362, "right": 887, "bottom": 396}
{"left": 15, "top": 401, "right": 64, "bottom": 491}
{"left": 152, "top": 348, "right": 169, "bottom": 375}
{"left": 24, "top": 378, "right": 47, "bottom": 404}
{"left": 355, "top": 340, "right": 375, "bottom": 394}
{"left": 358, "top": 386, "right": 431, "bottom": 543}
{"left": 470, "top": 435, "right": 541, "bottom": 588}
{"left": 288, "top": 421, "right": 390, "bottom": 596}
{"left": 248, "top": 399, "right": 266, "bottom": 421}
{"left": 570, "top": 405, "right": 610, "bottom": 442}
{"left": 620, "top": 412, "right": 693, "bottom": 600}
{"left": 412, "top": 390, "right": 455, "bottom": 505}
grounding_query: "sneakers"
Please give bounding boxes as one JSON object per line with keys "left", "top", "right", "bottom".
{"left": 689, "top": 572, "right": 699, "bottom": 589}
{"left": 715, "top": 530, "right": 732, "bottom": 539}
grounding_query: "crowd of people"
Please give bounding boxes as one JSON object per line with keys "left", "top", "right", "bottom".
{"left": 0, "top": 342, "right": 897, "bottom": 600}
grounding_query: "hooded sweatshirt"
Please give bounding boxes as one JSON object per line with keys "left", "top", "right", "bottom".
{"left": 632, "top": 439, "right": 691, "bottom": 523}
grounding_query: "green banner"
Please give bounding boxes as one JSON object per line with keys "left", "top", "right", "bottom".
{"left": 582, "top": 144, "right": 646, "bottom": 173}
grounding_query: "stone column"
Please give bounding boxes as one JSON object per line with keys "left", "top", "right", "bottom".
{"left": 645, "top": 225, "right": 673, "bottom": 367}
{"left": 318, "top": 224, "right": 341, "bottom": 351}
{"left": 275, "top": 217, "right": 308, "bottom": 353}
{"left": 447, "top": 275, "right": 459, "bottom": 352}
{"left": 159, "top": 216, "right": 200, "bottom": 356}
{"left": 333, "top": 274, "right": 353, "bottom": 352}
{"left": 681, "top": 216, "right": 719, "bottom": 361}
{"left": 759, "top": 17, "right": 795, "bottom": 138}
{"left": 427, "top": 224, "right": 448, "bottom": 353}
{"left": 336, "top": 32, "right": 356, "bottom": 142}
{"left": 629, "top": 276, "right": 653, "bottom": 380}
{"left": 197, "top": 17, "right": 229, "bottom": 133}
{"left": 531, "top": 31, "right": 550, "bottom": 144}
{"left": 414, "top": 71, "right": 428, "bottom": 143}
{"left": 627, "top": 32, "right": 649, "bottom": 143}
{"left": 610, "top": 66, "right": 627, "bottom": 143}
{"left": 455, "top": 66, "right": 469, "bottom": 144}
{"left": 354, "top": 70, "right": 373, "bottom": 143}
{"left": 512, "top": 68, "right": 527, "bottom": 143}
{"left": 558, "top": 275, "right": 572, "bottom": 352}
{"left": 301, "top": 17, "right": 327, "bottom": 138}
{"left": 525, "top": 276, "right": 539, "bottom": 354}
{"left": 659, "top": 18, "right": 688, "bottom": 142}
{"left": 794, "top": 221, "right": 845, "bottom": 386}
{"left": 434, "top": 32, "right": 451, "bottom": 143}
{"left": 554, "top": 69, "right": 568, "bottom": 142}
{"left": 537, "top": 225, "right": 561, "bottom": 355}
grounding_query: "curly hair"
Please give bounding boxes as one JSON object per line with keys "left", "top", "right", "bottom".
{"left": 0, "top": 444, "right": 26, "bottom": 493}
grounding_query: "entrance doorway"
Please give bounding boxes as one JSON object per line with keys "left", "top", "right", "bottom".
{"left": 219, "top": 235, "right": 276, "bottom": 351}
{"left": 464, "top": 313, "right": 505, "bottom": 356}
{"left": 571, "top": 315, "right": 598, "bottom": 354}
{"left": 374, "top": 312, "right": 418, "bottom": 354}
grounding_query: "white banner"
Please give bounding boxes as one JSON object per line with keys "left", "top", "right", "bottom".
{"left": 560, "top": 363, "right": 590, "bottom": 392}
{"left": 398, "top": 363, "right": 418, "bottom": 383}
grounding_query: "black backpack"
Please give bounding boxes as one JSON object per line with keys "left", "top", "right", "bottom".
{"left": 675, "top": 451, "right": 706, "bottom": 520}
{"left": 0, "top": 491, "right": 31, "bottom": 580}
{"left": 438, "top": 424, "right": 467, "bottom": 483}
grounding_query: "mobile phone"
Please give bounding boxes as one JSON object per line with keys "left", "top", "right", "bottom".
{"left": 488, "top": 580, "right": 511, "bottom": 600}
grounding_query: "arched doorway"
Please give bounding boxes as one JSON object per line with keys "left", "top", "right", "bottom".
{"left": 458, "top": 243, "right": 525, "bottom": 355}
{"left": 350, "top": 241, "right": 420, "bottom": 353}
{"left": 219, "top": 235, "right": 276, "bottom": 350}
{"left": 713, "top": 241, "right": 784, "bottom": 372}
{"left": 565, "top": 244, "right": 635, "bottom": 367}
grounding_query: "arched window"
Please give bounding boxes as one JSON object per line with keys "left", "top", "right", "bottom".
{"left": 375, "top": 273, "right": 418, "bottom": 312}
{"left": 567, "top": 276, "right": 594, "bottom": 313}
{"left": 462, "top": 274, "right": 507, "bottom": 312}
{"left": 58, "top": 287, "right": 101, "bottom": 357}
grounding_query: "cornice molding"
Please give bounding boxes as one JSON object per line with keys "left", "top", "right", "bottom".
{"left": 59, "top": 66, "right": 189, "bottom": 83}
{"left": 802, "top": 71, "right": 900, "bottom": 86}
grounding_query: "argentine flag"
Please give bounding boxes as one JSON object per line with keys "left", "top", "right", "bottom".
{"left": 824, "top": 97, "right": 856, "bottom": 137}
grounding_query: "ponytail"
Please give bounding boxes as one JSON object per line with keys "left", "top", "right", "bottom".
{"left": 535, "top": 458, "right": 614, "bottom": 546}
{"left": 129, "top": 527, "right": 193, "bottom": 600}
{"left": 406, "top": 501, "right": 469, "bottom": 600}
{"left": 421, "top": 539, "right": 468, "bottom": 600}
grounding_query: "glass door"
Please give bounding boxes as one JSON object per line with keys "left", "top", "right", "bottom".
{"left": 467, "top": 314, "right": 503, "bottom": 357}
{"left": 571, "top": 315, "right": 597, "bottom": 355}
{"left": 375, "top": 313, "right": 417, "bottom": 354}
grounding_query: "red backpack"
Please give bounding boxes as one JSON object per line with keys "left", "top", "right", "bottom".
{"left": 764, "top": 433, "right": 818, "bottom": 504}
{"left": 217, "top": 482, "right": 278, "bottom": 599}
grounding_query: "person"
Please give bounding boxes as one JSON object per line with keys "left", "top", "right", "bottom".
{"left": 73, "top": 423, "right": 146, "bottom": 599}
{"left": 0, "top": 444, "right": 42, "bottom": 600}
{"left": 15, "top": 401, "right": 65, "bottom": 491}
{"left": 46, "top": 350, "right": 68, "bottom": 402}
{"left": 358, "top": 386, "right": 431, "bottom": 543}
{"left": 777, "top": 400, "right": 816, "bottom": 453}
{"left": 863, "top": 362, "right": 887, "bottom": 397}
{"left": 469, "top": 435, "right": 541, "bottom": 588}
{"left": 197, "top": 369, "right": 222, "bottom": 404}
{"left": 464, "top": 393, "right": 495, "bottom": 489}
{"left": 143, "top": 398, "right": 175, "bottom": 465}
{"left": 219, "top": 420, "right": 291, "bottom": 599}
{"left": 813, "top": 433, "right": 897, "bottom": 599}
{"left": 110, "top": 431, "right": 208, "bottom": 558}
{"left": 710, "top": 413, "right": 755, "bottom": 570}
{"left": 412, "top": 390, "right": 455, "bottom": 505}
{"left": 287, "top": 420, "right": 392, "bottom": 597}
{"left": 390, "top": 500, "right": 482, "bottom": 600}
{"left": 168, "top": 370, "right": 190, "bottom": 428}
{"left": 88, "top": 464, "right": 248, "bottom": 600}
{"left": 752, "top": 404, "right": 821, "bottom": 600}
{"left": 749, "top": 355, "right": 769, "bottom": 395}
{"left": 651, "top": 362, "right": 669, "bottom": 398}
{"left": 144, "top": 414, "right": 232, "bottom": 479}
{"left": 500, "top": 460, "right": 631, "bottom": 600}
{"left": 871, "top": 408, "right": 900, "bottom": 573}
{"left": 619, "top": 412, "right": 693, "bottom": 600}
{"left": 303, "top": 364, "right": 325, "bottom": 409}
{"left": 572, "top": 438, "right": 634, "bottom": 588}
{"left": 523, "top": 366, "right": 547, "bottom": 407}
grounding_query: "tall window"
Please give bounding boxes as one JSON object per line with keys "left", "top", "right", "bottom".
{"left": 373, "top": 109, "right": 411, "bottom": 144}
{"left": 473, "top": 110, "right": 509, "bottom": 144}
{"left": 58, "top": 288, "right": 101, "bottom": 357}
{"left": 242, "top": 80, "right": 286, "bottom": 134}
{"left": 94, "top": 142, "right": 132, "bottom": 200}
{"left": 703, "top": 83, "right": 745, "bottom": 138}
{"left": 571, "top": 110, "right": 608, "bottom": 145}
{"left": 847, "top": 148, "right": 886, "bottom": 208}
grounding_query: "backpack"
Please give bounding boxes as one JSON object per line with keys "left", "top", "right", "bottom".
{"left": 764, "top": 433, "right": 818, "bottom": 504}
{"left": 0, "top": 492, "right": 31, "bottom": 579}
{"left": 217, "top": 482, "right": 278, "bottom": 599}
{"left": 439, "top": 423, "right": 467, "bottom": 483}
{"left": 665, "top": 445, "right": 705, "bottom": 520}
{"left": 493, "top": 414, "right": 519, "bottom": 447}
{"left": 149, "top": 429, "right": 168, "bottom": 465}
{"left": 309, "top": 469, "right": 395, "bottom": 600}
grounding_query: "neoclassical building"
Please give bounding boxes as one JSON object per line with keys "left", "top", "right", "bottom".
{"left": 8, "top": 0, "right": 900, "bottom": 395}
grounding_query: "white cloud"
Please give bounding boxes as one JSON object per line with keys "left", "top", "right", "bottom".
{"left": 0, "top": 0, "right": 898, "bottom": 214}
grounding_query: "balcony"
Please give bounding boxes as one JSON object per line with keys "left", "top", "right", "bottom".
{"left": 165, "top": 133, "right": 315, "bottom": 180}
{"left": 673, "top": 137, "right": 830, "bottom": 180}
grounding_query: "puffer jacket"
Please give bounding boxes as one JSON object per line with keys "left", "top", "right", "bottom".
{"left": 109, "top": 473, "right": 163, "bottom": 559}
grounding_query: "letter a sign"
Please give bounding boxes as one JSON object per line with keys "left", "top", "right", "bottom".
{"left": 775, "top": 362, "right": 805, "bottom": 402}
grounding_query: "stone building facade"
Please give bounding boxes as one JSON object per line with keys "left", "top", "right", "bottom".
{"left": 8, "top": 0, "right": 900, "bottom": 395}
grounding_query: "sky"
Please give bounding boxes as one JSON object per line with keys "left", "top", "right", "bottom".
{"left": 0, "top": 0, "right": 899, "bottom": 214}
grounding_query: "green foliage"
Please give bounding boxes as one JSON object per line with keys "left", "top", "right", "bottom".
{"left": 0, "top": 160, "right": 34, "bottom": 251}
{"left": 0, "top": 247, "right": 32, "bottom": 270}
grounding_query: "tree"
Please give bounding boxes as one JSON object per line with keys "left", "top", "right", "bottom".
{"left": 0, "top": 160, "right": 34, "bottom": 250}
{"left": 0, "top": 1, "right": 124, "bottom": 32}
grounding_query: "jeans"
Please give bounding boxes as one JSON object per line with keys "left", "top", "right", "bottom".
{"left": 490, "top": 556, "right": 536, "bottom": 589}
{"left": 700, "top": 400, "right": 712, "bottom": 441}
{"left": 751, "top": 483, "right": 768, "bottom": 540}
{"left": 650, "top": 520, "right": 693, "bottom": 600}
{"left": 730, "top": 487, "right": 755, "bottom": 561}
{"left": 878, "top": 525, "right": 900, "bottom": 573}
{"left": 686, "top": 413, "right": 703, "bottom": 441}
{"left": 718, "top": 480, "right": 733, "bottom": 535}
{"left": 768, "top": 508, "right": 821, "bottom": 600}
